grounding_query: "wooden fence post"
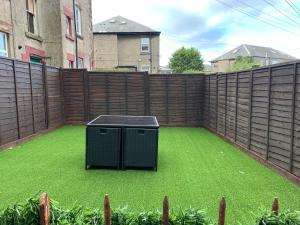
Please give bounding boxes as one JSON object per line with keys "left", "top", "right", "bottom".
{"left": 248, "top": 70, "right": 253, "bottom": 149}
{"left": 234, "top": 72, "right": 239, "bottom": 143}
{"left": 104, "top": 194, "right": 111, "bottom": 225}
{"left": 39, "top": 192, "right": 50, "bottom": 225}
{"left": 42, "top": 62, "right": 49, "bottom": 129}
{"left": 224, "top": 74, "right": 227, "bottom": 137}
{"left": 215, "top": 73, "right": 219, "bottom": 131}
{"left": 83, "top": 69, "right": 90, "bottom": 123}
{"left": 266, "top": 67, "right": 272, "bottom": 160}
{"left": 28, "top": 63, "right": 35, "bottom": 133}
{"left": 162, "top": 196, "right": 169, "bottom": 225}
{"left": 12, "top": 59, "right": 20, "bottom": 139}
{"left": 289, "top": 63, "right": 297, "bottom": 172}
{"left": 165, "top": 75, "right": 169, "bottom": 125}
{"left": 272, "top": 197, "right": 279, "bottom": 215}
{"left": 143, "top": 71, "right": 150, "bottom": 116}
{"left": 218, "top": 197, "right": 226, "bottom": 225}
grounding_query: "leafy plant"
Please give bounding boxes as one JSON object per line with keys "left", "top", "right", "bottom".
{"left": 254, "top": 210, "right": 300, "bottom": 225}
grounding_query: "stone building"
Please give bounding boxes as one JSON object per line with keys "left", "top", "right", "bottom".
{"left": 210, "top": 44, "right": 297, "bottom": 73}
{"left": 0, "top": 0, "right": 93, "bottom": 69}
{"left": 93, "top": 16, "right": 160, "bottom": 73}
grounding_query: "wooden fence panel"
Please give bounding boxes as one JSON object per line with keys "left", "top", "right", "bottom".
{"left": 293, "top": 64, "right": 300, "bottom": 177}
{"left": 149, "top": 75, "right": 168, "bottom": 125}
{"left": 225, "top": 73, "right": 237, "bottom": 141}
{"left": 15, "top": 60, "right": 34, "bottom": 138}
{"left": 46, "top": 66, "right": 63, "bottom": 128}
{"left": 186, "top": 76, "right": 203, "bottom": 126}
{"left": 62, "top": 69, "right": 85, "bottom": 123}
{"left": 203, "top": 76, "right": 210, "bottom": 127}
{"left": 268, "top": 65, "right": 294, "bottom": 170}
{"left": 88, "top": 73, "right": 107, "bottom": 120}
{"left": 31, "top": 63, "right": 46, "bottom": 132}
{"left": 168, "top": 76, "right": 186, "bottom": 126}
{"left": 236, "top": 71, "right": 251, "bottom": 148}
{"left": 209, "top": 75, "right": 217, "bottom": 130}
{"left": 126, "top": 73, "right": 145, "bottom": 116}
{"left": 217, "top": 75, "right": 226, "bottom": 135}
{"left": 0, "top": 58, "right": 18, "bottom": 145}
{"left": 107, "top": 74, "right": 126, "bottom": 115}
{"left": 249, "top": 68, "right": 269, "bottom": 158}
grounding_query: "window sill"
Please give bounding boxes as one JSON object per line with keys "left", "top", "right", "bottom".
{"left": 25, "top": 32, "right": 43, "bottom": 42}
{"left": 65, "top": 34, "right": 75, "bottom": 41}
{"left": 76, "top": 33, "right": 83, "bottom": 40}
{"left": 140, "top": 51, "right": 151, "bottom": 55}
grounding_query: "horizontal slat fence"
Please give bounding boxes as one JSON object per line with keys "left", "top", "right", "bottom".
{"left": 203, "top": 61, "right": 300, "bottom": 179}
{"left": 62, "top": 70, "right": 204, "bottom": 126}
{"left": 0, "top": 57, "right": 63, "bottom": 148}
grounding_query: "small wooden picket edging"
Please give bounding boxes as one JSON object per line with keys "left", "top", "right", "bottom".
{"left": 39, "top": 192, "right": 279, "bottom": 225}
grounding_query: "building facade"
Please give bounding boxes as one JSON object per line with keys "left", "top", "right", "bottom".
{"left": 211, "top": 44, "right": 297, "bottom": 73}
{"left": 93, "top": 16, "right": 160, "bottom": 73}
{"left": 0, "top": 0, "right": 93, "bottom": 69}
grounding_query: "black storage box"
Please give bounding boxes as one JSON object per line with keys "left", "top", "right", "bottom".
{"left": 86, "top": 115, "right": 159, "bottom": 170}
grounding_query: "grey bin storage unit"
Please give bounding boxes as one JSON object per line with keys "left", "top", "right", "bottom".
{"left": 86, "top": 115, "right": 159, "bottom": 170}
{"left": 86, "top": 127, "right": 121, "bottom": 169}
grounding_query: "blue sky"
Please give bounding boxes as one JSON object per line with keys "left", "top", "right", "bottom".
{"left": 92, "top": 0, "right": 300, "bottom": 66}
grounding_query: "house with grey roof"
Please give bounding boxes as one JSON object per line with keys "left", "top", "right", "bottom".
{"left": 210, "top": 44, "right": 297, "bottom": 72}
{"left": 93, "top": 16, "right": 160, "bottom": 73}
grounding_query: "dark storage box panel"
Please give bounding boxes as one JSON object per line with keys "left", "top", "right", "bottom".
{"left": 123, "top": 128, "right": 158, "bottom": 169}
{"left": 86, "top": 127, "right": 121, "bottom": 168}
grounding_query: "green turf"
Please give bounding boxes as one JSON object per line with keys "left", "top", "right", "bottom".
{"left": 0, "top": 126, "right": 299, "bottom": 224}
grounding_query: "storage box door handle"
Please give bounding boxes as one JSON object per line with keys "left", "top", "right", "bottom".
{"left": 99, "top": 129, "right": 108, "bottom": 134}
{"left": 138, "top": 130, "right": 145, "bottom": 135}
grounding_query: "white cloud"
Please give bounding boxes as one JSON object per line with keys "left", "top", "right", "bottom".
{"left": 92, "top": 0, "right": 300, "bottom": 67}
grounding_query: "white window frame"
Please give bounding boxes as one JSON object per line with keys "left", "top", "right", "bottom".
{"left": 77, "top": 57, "right": 84, "bottom": 68}
{"left": 141, "top": 65, "right": 150, "bottom": 72}
{"left": 0, "top": 32, "right": 8, "bottom": 57}
{"left": 141, "top": 37, "right": 150, "bottom": 53}
{"left": 75, "top": 6, "right": 82, "bottom": 36}
{"left": 66, "top": 16, "right": 72, "bottom": 36}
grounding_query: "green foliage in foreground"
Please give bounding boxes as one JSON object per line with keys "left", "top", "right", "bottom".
{"left": 1, "top": 196, "right": 300, "bottom": 225}
{"left": 0, "top": 195, "right": 214, "bottom": 225}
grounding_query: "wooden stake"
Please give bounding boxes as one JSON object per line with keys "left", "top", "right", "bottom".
{"left": 104, "top": 194, "right": 111, "bottom": 225}
{"left": 218, "top": 197, "right": 226, "bottom": 225}
{"left": 162, "top": 196, "right": 169, "bottom": 225}
{"left": 272, "top": 197, "right": 279, "bottom": 215}
{"left": 39, "top": 192, "right": 50, "bottom": 225}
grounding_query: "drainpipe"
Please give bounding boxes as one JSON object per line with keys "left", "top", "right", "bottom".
{"left": 73, "top": 0, "right": 78, "bottom": 68}
{"left": 9, "top": 0, "right": 16, "bottom": 58}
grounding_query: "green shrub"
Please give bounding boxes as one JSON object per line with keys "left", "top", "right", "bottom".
{"left": 1, "top": 195, "right": 300, "bottom": 225}
{"left": 0, "top": 196, "right": 213, "bottom": 225}
{"left": 255, "top": 210, "right": 300, "bottom": 225}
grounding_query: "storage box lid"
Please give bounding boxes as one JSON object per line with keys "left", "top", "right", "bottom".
{"left": 87, "top": 115, "right": 159, "bottom": 128}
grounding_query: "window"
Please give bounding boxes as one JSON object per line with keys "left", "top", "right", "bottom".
{"left": 141, "top": 65, "right": 150, "bottom": 72}
{"left": 77, "top": 57, "right": 84, "bottom": 68}
{"left": 66, "top": 16, "right": 72, "bottom": 36}
{"left": 75, "top": 6, "right": 82, "bottom": 35}
{"left": 271, "top": 59, "right": 278, "bottom": 65}
{"left": 141, "top": 37, "right": 150, "bottom": 52}
{"left": 30, "top": 55, "right": 42, "bottom": 63}
{"left": 0, "top": 32, "right": 8, "bottom": 57}
{"left": 68, "top": 60, "right": 74, "bottom": 68}
{"left": 26, "top": 0, "right": 36, "bottom": 34}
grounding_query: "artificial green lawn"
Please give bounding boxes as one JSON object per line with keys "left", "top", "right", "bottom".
{"left": 0, "top": 126, "right": 299, "bottom": 224}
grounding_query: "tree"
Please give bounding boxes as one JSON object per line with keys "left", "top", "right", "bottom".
{"left": 169, "top": 47, "right": 204, "bottom": 73}
{"left": 228, "top": 56, "right": 259, "bottom": 72}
